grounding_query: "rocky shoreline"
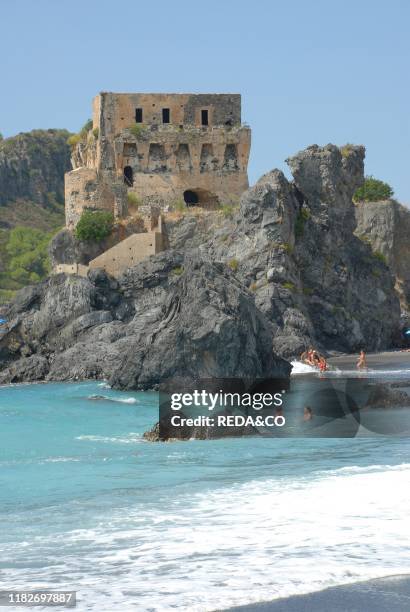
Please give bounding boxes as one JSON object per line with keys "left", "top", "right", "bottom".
{"left": 1, "top": 144, "right": 409, "bottom": 389}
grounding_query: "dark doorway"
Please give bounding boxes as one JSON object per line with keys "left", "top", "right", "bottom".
{"left": 124, "top": 166, "right": 133, "bottom": 186}
{"left": 201, "top": 110, "right": 209, "bottom": 126}
{"left": 183, "top": 190, "right": 199, "bottom": 205}
{"left": 135, "top": 108, "right": 143, "bottom": 123}
{"left": 162, "top": 108, "right": 170, "bottom": 123}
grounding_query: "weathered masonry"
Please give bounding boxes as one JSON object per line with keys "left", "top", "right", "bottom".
{"left": 65, "top": 92, "right": 251, "bottom": 229}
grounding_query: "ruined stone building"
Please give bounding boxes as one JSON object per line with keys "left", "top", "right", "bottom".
{"left": 65, "top": 92, "right": 251, "bottom": 228}
{"left": 60, "top": 92, "right": 251, "bottom": 277}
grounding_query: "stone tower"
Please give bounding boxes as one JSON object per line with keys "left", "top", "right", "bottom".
{"left": 65, "top": 92, "right": 251, "bottom": 229}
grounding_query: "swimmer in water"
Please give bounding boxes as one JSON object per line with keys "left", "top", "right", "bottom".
{"left": 303, "top": 406, "right": 313, "bottom": 421}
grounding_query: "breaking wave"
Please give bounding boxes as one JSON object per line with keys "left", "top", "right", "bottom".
{"left": 291, "top": 360, "right": 318, "bottom": 374}
{"left": 87, "top": 394, "right": 138, "bottom": 404}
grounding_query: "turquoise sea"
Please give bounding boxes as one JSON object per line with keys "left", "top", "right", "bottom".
{"left": 1, "top": 366, "right": 410, "bottom": 611}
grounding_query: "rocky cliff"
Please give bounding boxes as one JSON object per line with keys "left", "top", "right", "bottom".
{"left": 0, "top": 144, "right": 403, "bottom": 388}
{"left": 0, "top": 129, "right": 71, "bottom": 229}
{"left": 174, "top": 144, "right": 400, "bottom": 356}
{"left": 0, "top": 130, "right": 72, "bottom": 301}
{"left": 355, "top": 199, "right": 410, "bottom": 316}
{"left": 0, "top": 252, "right": 290, "bottom": 387}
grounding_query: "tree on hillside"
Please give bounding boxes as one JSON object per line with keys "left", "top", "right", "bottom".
{"left": 6, "top": 226, "right": 52, "bottom": 284}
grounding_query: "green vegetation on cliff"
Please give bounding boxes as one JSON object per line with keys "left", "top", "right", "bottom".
{"left": 75, "top": 210, "right": 114, "bottom": 242}
{"left": 354, "top": 176, "right": 394, "bottom": 203}
{"left": 295, "top": 207, "right": 310, "bottom": 238}
{"left": 0, "top": 226, "right": 54, "bottom": 302}
{"left": 0, "top": 129, "right": 71, "bottom": 301}
{"left": 6, "top": 227, "right": 52, "bottom": 284}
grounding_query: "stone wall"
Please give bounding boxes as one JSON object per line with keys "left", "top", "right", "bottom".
{"left": 53, "top": 263, "right": 89, "bottom": 277}
{"left": 88, "top": 229, "right": 165, "bottom": 278}
{"left": 112, "top": 125, "right": 249, "bottom": 210}
{"left": 93, "top": 93, "right": 242, "bottom": 136}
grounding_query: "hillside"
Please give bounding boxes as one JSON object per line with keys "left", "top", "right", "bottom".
{"left": 0, "top": 129, "right": 72, "bottom": 301}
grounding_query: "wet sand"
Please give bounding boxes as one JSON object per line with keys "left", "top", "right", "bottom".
{"left": 227, "top": 575, "right": 410, "bottom": 611}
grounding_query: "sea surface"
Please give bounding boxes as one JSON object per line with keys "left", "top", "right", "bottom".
{"left": 1, "top": 355, "right": 410, "bottom": 611}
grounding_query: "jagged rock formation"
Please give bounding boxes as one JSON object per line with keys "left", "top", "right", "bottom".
{"left": 0, "top": 252, "right": 290, "bottom": 387}
{"left": 0, "top": 143, "right": 403, "bottom": 387}
{"left": 355, "top": 199, "right": 410, "bottom": 315}
{"left": 190, "top": 145, "right": 400, "bottom": 356}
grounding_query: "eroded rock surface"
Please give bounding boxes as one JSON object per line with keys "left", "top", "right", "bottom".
{"left": 203, "top": 144, "right": 400, "bottom": 356}
{"left": 0, "top": 251, "right": 290, "bottom": 388}
{"left": 355, "top": 199, "right": 410, "bottom": 315}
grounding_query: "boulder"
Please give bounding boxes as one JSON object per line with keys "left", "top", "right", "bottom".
{"left": 0, "top": 355, "right": 49, "bottom": 384}
{"left": 365, "top": 384, "right": 410, "bottom": 409}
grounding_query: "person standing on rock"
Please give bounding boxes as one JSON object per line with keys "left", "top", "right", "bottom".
{"left": 357, "top": 349, "right": 367, "bottom": 370}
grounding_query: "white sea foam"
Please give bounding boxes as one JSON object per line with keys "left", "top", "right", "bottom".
{"left": 87, "top": 394, "right": 138, "bottom": 404}
{"left": 40, "top": 457, "right": 81, "bottom": 463}
{"left": 116, "top": 397, "right": 138, "bottom": 404}
{"left": 291, "top": 360, "right": 318, "bottom": 374}
{"left": 97, "top": 382, "right": 111, "bottom": 389}
{"left": 75, "top": 433, "right": 142, "bottom": 444}
{"left": 322, "top": 368, "right": 410, "bottom": 379}
{"left": 3, "top": 462, "right": 410, "bottom": 611}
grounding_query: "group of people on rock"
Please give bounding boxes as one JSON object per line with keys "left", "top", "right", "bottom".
{"left": 300, "top": 348, "right": 328, "bottom": 372}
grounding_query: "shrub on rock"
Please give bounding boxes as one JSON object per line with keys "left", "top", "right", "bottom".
{"left": 75, "top": 210, "right": 114, "bottom": 242}
{"left": 354, "top": 176, "right": 393, "bottom": 203}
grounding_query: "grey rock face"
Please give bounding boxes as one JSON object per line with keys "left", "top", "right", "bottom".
{"left": 286, "top": 144, "right": 365, "bottom": 238}
{"left": 109, "top": 252, "right": 290, "bottom": 389}
{"left": 48, "top": 229, "right": 103, "bottom": 267}
{"left": 0, "top": 251, "right": 290, "bottom": 388}
{"left": 202, "top": 144, "right": 400, "bottom": 356}
{"left": 355, "top": 199, "right": 410, "bottom": 314}
{"left": 0, "top": 355, "right": 49, "bottom": 384}
{"left": 365, "top": 384, "right": 410, "bottom": 408}
{"left": 0, "top": 129, "right": 71, "bottom": 208}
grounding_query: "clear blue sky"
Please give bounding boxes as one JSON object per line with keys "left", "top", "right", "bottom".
{"left": 1, "top": 0, "right": 409, "bottom": 203}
